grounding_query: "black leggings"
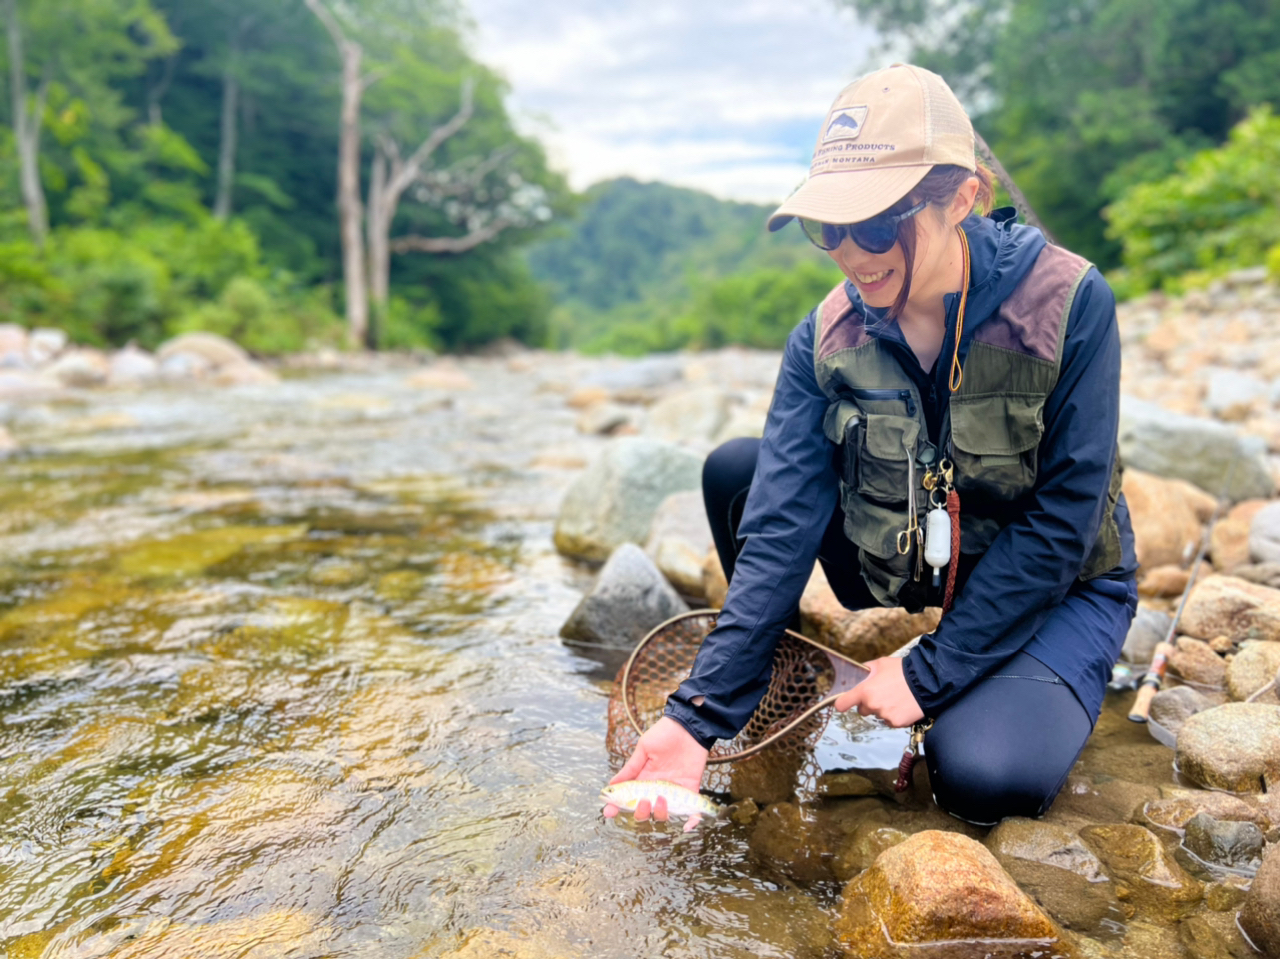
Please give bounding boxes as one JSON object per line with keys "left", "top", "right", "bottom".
{"left": 704, "top": 437, "right": 1093, "bottom": 825}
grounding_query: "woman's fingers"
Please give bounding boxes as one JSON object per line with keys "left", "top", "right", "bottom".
{"left": 603, "top": 803, "right": 620, "bottom": 819}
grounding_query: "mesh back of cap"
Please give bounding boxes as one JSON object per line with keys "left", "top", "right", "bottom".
{"left": 918, "top": 68, "right": 975, "bottom": 167}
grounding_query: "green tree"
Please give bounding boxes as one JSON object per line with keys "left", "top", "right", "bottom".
{"left": 837, "top": 0, "right": 1280, "bottom": 265}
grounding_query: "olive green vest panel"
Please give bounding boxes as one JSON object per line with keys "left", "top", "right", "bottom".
{"left": 812, "top": 245, "right": 1123, "bottom": 610}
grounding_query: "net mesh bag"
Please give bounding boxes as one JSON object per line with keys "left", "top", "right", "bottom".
{"left": 605, "top": 610, "right": 834, "bottom": 798}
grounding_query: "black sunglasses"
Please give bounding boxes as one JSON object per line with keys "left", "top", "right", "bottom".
{"left": 798, "top": 201, "right": 927, "bottom": 254}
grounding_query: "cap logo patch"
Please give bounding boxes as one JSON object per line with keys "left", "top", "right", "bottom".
{"left": 822, "top": 106, "right": 869, "bottom": 143}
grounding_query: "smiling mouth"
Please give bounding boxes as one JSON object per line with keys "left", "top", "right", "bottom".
{"left": 854, "top": 269, "right": 892, "bottom": 284}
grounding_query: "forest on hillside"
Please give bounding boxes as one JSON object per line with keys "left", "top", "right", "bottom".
{"left": 1, "top": 0, "right": 1278, "bottom": 357}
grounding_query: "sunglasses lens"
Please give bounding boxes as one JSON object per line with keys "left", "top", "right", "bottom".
{"left": 799, "top": 218, "right": 841, "bottom": 250}
{"left": 850, "top": 215, "right": 898, "bottom": 254}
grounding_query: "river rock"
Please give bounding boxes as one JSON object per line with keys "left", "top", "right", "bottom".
{"left": 1205, "top": 874, "right": 1252, "bottom": 911}
{"left": 1144, "top": 789, "right": 1273, "bottom": 833}
{"left": 1121, "top": 468, "right": 1213, "bottom": 569}
{"left": 108, "top": 344, "right": 160, "bottom": 385}
{"left": 984, "top": 818, "right": 1119, "bottom": 935}
{"left": 1213, "top": 499, "right": 1270, "bottom": 571}
{"left": 800, "top": 564, "right": 941, "bottom": 661}
{"left": 159, "top": 349, "right": 213, "bottom": 380}
{"left": 1149, "top": 684, "right": 1215, "bottom": 736}
{"left": 553, "top": 438, "right": 703, "bottom": 563}
{"left": 27, "top": 327, "right": 67, "bottom": 365}
{"left": 1119, "top": 396, "right": 1276, "bottom": 501}
{"left": 1180, "top": 574, "right": 1280, "bottom": 643}
{"left": 1169, "top": 636, "right": 1227, "bottom": 687}
{"left": 1121, "top": 607, "right": 1172, "bottom": 665}
{"left": 1079, "top": 823, "right": 1203, "bottom": 920}
{"left": 1235, "top": 562, "right": 1280, "bottom": 589}
{"left": 45, "top": 348, "right": 109, "bottom": 387}
{"left": 1178, "top": 911, "right": 1261, "bottom": 959}
{"left": 702, "top": 547, "right": 728, "bottom": 609}
{"left": 712, "top": 404, "right": 768, "bottom": 446}
{"left": 558, "top": 544, "right": 688, "bottom": 648}
{"left": 575, "top": 401, "right": 639, "bottom": 436}
{"left": 1227, "top": 641, "right": 1280, "bottom": 703}
{"left": 749, "top": 801, "right": 836, "bottom": 882}
{"left": 582, "top": 355, "right": 684, "bottom": 394}
{"left": 1240, "top": 842, "right": 1280, "bottom": 957}
{"left": 645, "top": 387, "right": 731, "bottom": 445}
{"left": 833, "top": 821, "right": 910, "bottom": 881}
{"left": 1182, "top": 812, "right": 1265, "bottom": 870}
{"left": 1176, "top": 702, "right": 1280, "bottom": 792}
{"left": 643, "top": 490, "right": 714, "bottom": 599}
{"left": 0, "top": 324, "right": 29, "bottom": 367}
{"left": 406, "top": 360, "right": 474, "bottom": 391}
{"left": 833, "top": 830, "right": 1063, "bottom": 958}
{"left": 158, "top": 331, "right": 251, "bottom": 369}
{"left": 1252, "top": 501, "right": 1280, "bottom": 564}
{"left": 1137, "top": 563, "right": 1191, "bottom": 597}
{"left": 1205, "top": 368, "right": 1269, "bottom": 420}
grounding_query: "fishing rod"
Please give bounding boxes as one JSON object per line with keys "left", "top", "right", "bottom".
{"left": 1129, "top": 461, "right": 1237, "bottom": 724}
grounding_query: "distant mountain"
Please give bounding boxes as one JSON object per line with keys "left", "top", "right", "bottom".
{"left": 525, "top": 178, "right": 834, "bottom": 349}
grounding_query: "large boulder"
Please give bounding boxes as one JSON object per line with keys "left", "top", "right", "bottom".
{"left": 1118, "top": 395, "right": 1275, "bottom": 502}
{"left": 1252, "top": 501, "right": 1280, "bottom": 564}
{"left": 1212, "top": 499, "right": 1270, "bottom": 571}
{"left": 1078, "top": 823, "right": 1203, "bottom": 921}
{"left": 45, "top": 348, "right": 109, "bottom": 387}
{"left": 643, "top": 490, "right": 714, "bottom": 600}
{"left": 1168, "top": 636, "right": 1226, "bottom": 687}
{"left": 834, "top": 830, "right": 1064, "bottom": 958}
{"left": 558, "top": 544, "right": 688, "bottom": 648}
{"left": 1176, "top": 702, "right": 1280, "bottom": 792}
{"left": 158, "top": 331, "right": 251, "bottom": 368}
{"left": 1149, "top": 684, "right": 1215, "bottom": 737}
{"left": 108, "top": 345, "right": 160, "bottom": 386}
{"left": 645, "top": 387, "right": 731, "bottom": 445}
{"left": 1121, "top": 468, "right": 1214, "bottom": 570}
{"left": 553, "top": 438, "right": 703, "bottom": 563}
{"left": 1226, "top": 641, "right": 1280, "bottom": 704}
{"left": 800, "top": 564, "right": 941, "bottom": 661}
{"left": 984, "top": 818, "right": 1118, "bottom": 936}
{"left": 1179, "top": 574, "right": 1280, "bottom": 643}
{"left": 1240, "top": 842, "right": 1280, "bottom": 958}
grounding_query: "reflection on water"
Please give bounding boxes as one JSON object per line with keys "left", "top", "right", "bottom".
{"left": 0, "top": 367, "right": 844, "bottom": 959}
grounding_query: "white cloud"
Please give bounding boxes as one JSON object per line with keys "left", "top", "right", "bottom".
{"left": 465, "top": 0, "right": 878, "bottom": 203}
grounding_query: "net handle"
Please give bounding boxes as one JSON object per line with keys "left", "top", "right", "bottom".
{"left": 619, "top": 609, "right": 871, "bottom": 765}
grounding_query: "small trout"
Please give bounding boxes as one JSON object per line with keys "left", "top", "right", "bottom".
{"left": 600, "top": 780, "right": 721, "bottom": 819}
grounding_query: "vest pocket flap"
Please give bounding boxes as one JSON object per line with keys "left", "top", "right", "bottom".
{"left": 950, "top": 395, "right": 1043, "bottom": 456}
{"left": 823, "top": 400, "right": 861, "bottom": 445}
{"left": 862, "top": 414, "right": 920, "bottom": 460}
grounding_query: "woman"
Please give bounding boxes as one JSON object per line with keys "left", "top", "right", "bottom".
{"left": 604, "top": 63, "right": 1138, "bottom": 827}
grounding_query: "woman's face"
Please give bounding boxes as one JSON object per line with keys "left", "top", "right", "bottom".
{"left": 826, "top": 205, "right": 949, "bottom": 310}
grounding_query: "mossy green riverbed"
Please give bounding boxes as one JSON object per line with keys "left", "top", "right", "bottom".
{"left": 0, "top": 360, "right": 1215, "bottom": 959}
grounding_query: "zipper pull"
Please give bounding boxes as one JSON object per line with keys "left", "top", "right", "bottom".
{"left": 902, "top": 391, "right": 917, "bottom": 417}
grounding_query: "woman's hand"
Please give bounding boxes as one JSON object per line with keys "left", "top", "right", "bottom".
{"left": 603, "top": 716, "right": 709, "bottom": 830}
{"left": 835, "top": 656, "right": 925, "bottom": 728}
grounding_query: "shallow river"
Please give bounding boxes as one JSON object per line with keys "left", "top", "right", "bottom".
{"left": 0, "top": 356, "right": 897, "bottom": 958}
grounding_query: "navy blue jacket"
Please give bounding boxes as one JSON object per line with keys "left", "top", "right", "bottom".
{"left": 664, "top": 213, "right": 1138, "bottom": 749}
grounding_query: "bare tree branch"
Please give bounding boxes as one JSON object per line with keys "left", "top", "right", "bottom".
{"left": 389, "top": 219, "right": 514, "bottom": 255}
{"left": 385, "top": 76, "right": 475, "bottom": 201}
{"left": 417, "top": 145, "right": 515, "bottom": 200}
{"left": 303, "top": 0, "right": 347, "bottom": 51}
{"left": 360, "top": 68, "right": 388, "bottom": 92}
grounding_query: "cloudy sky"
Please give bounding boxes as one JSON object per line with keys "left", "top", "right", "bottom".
{"left": 464, "top": 0, "right": 880, "bottom": 204}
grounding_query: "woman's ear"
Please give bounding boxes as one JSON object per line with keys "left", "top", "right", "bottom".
{"left": 949, "top": 177, "right": 981, "bottom": 226}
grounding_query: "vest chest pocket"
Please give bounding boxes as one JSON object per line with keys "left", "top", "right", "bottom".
{"left": 857, "top": 413, "right": 920, "bottom": 504}
{"left": 950, "top": 394, "right": 1044, "bottom": 500}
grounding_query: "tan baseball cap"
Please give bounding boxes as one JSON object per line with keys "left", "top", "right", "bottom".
{"left": 768, "top": 63, "right": 975, "bottom": 232}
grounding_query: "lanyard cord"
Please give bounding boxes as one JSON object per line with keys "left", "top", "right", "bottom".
{"left": 948, "top": 225, "right": 972, "bottom": 394}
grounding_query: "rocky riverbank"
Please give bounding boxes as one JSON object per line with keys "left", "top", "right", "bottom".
{"left": 547, "top": 268, "right": 1280, "bottom": 959}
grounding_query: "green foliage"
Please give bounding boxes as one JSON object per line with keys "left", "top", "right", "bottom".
{"left": 528, "top": 178, "right": 835, "bottom": 352}
{"left": 839, "top": 0, "right": 1280, "bottom": 267}
{"left": 173, "top": 276, "right": 344, "bottom": 354}
{"left": 1106, "top": 107, "right": 1280, "bottom": 295}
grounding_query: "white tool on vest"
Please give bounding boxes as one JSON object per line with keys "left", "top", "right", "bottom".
{"left": 922, "top": 459, "right": 955, "bottom": 589}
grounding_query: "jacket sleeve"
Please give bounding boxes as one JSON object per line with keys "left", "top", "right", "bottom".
{"left": 664, "top": 315, "right": 839, "bottom": 748}
{"left": 902, "top": 269, "right": 1123, "bottom": 715}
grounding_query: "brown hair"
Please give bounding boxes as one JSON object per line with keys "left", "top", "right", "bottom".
{"left": 888, "top": 161, "right": 997, "bottom": 320}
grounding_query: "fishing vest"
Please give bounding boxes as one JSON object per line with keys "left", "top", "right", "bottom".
{"left": 812, "top": 244, "right": 1123, "bottom": 612}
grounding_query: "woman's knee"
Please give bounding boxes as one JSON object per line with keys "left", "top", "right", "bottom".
{"left": 925, "top": 731, "right": 1070, "bottom": 825}
{"left": 702, "top": 437, "right": 760, "bottom": 499}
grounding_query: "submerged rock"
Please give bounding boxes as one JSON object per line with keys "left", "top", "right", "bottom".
{"left": 984, "top": 818, "right": 1119, "bottom": 936}
{"left": 1149, "top": 684, "right": 1214, "bottom": 737}
{"left": 1178, "top": 911, "right": 1261, "bottom": 959}
{"left": 749, "top": 801, "right": 837, "bottom": 882}
{"left": 1079, "top": 823, "right": 1203, "bottom": 921}
{"left": 1181, "top": 812, "right": 1265, "bottom": 870}
{"left": 1143, "top": 788, "right": 1273, "bottom": 833}
{"left": 1176, "top": 702, "right": 1280, "bottom": 792}
{"left": 558, "top": 543, "right": 688, "bottom": 648}
{"left": 553, "top": 438, "right": 702, "bottom": 563}
{"left": 834, "top": 831, "right": 1063, "bottom": 959}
